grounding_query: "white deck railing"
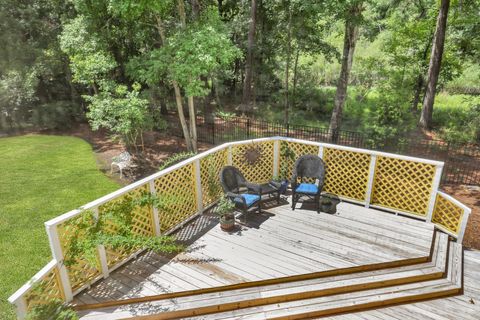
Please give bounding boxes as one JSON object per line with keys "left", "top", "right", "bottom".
{"left": 8, "top": 137, "right": 471, "bottom": 319}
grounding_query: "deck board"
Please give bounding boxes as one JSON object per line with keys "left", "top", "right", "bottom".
{"left": 74, "top": 198, "right": 434, "bottom": 307}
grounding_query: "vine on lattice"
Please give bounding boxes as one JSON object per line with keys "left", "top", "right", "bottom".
{"left": 279, "top": 141, "right": 319, "bottom": 181}
{"left": 200, "top": 150, "right": 228, "bottom": 207}
{"left": 24, "top": 267, "right": 64, "bottom": 311}
{"left": 59, "top": 188, "right": 181, "bottom": 290}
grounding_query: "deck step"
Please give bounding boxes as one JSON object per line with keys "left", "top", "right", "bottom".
{"left": 77, "top": 232, "right": 461, "bottom": 320}
{"left": 195, "top": 240, "right": 462, "bottom": 320}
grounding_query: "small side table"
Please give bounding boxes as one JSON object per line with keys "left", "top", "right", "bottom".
{"left": 259, "top": 181, "right": 289, "bottom": 204}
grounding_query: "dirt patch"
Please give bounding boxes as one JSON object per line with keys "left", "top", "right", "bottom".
{"left": 41, "top": 124, "right": 212, "bottom": 185}
{"left": 442, "top": 184, "right": 480, "bottom": 250}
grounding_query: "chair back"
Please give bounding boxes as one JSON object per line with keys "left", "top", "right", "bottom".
{"left": 219, "top": 166, "right": 246, "bottom": 193}
{"left": 292, "top": 154, "right": 325, "bottom": 183}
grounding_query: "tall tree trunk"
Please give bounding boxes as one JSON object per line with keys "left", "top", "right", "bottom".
{"left": 292, "top": 49, "right": 300, "bottom": 109}
{"left": 242, "top": 0, "right": 257, "bottom": 113}
{"left": 328, "top": 5, "right": 361, "bottom": 142}
{"left": 156, "top": 13, "right": 193, "bottom": 151}
{"left": 419, "top": 0, "right": 450, "bottom": 130}
{"left": 188, "top": 96, "right": 198, "bottom": 152}
{"left": 412, "top": 30, "right": 434, "bottom": 113}
{"left": 284, "top": 4, "right": 292, "bottom": 124}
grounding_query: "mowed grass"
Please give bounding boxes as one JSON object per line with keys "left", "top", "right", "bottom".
{"left": 0, "top": 135, "right": 119, "bottom": 319}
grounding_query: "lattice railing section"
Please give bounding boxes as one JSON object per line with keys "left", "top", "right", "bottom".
{"left": 371, "top": 157, "right": 436, "bottom": 216}
{"left": 200, "top": 149, "right": 228, "bottom": 208}
{"left": 153, "top": 163, "right": 198, "bottom": 233}
{"left": 432, "top": 193, "right": 464, "bottom": 234}
{"left": 24, "top": 266, "right": 64, "bottom": 310}
{"left": 231, "top": 141, "right": 275, "bottom": 183}
{"left": 323, "top": 148, "right": 371, "bottom": 201}
{"left": 57, "top": 212, "right": 102, "bottom": 291}
{"left": 99, "top": 184, "right": 155, "bottom": 268}
{"left": 279, "top": 141, "right": 319, "bottom": 180}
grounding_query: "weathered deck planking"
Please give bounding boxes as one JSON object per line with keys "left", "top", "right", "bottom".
{"left": 74, "top": 199, "right": 433, "bottom": 306}
{"left": 74, "top": 197, "right": 480, "bottom": 319}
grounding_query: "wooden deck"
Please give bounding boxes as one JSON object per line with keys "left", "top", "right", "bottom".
{"left": 74, "top": 197, "right": 480, "bottom": 319}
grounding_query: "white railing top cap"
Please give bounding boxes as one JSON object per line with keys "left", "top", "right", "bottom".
{"left": 45, "top": 136, "right": 444, "bottom": 227}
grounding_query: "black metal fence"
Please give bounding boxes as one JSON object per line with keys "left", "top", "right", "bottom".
{"left": 175, "top": 116, "right": 480, "bottom": 186}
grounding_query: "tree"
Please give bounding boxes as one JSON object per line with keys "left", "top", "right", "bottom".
{"left": 419, "top": 0, "right": 450, "bottom": 129}
{"left": 241, "top": 0, "right": 258, "bottom": 113}
{"left": 329, "top": 1, "right": 364, "bottom": 141}
{"left": 85, "top": 82, "right": 152, "bottom": 151}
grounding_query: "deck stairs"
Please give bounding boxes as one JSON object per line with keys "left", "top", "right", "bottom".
{"left": 77, "top": 230, "right": 463, "bottom": 320}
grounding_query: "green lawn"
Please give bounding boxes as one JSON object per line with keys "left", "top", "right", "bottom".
{"left": 0, "top": 135, "right": 119, "bottom": 319}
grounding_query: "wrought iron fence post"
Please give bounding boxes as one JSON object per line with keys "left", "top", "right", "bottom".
{"left": 286, "top": 123, "right": 290, "bottom": 137}
{"left": 211, "top": 121, "right": 215, "bottom": 145}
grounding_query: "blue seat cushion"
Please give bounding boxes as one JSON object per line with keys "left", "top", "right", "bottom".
{"left": 234, "top": 194, "right": 260, "bottom": 207}
{"left": 295, "top": 183, "right": 318, "bottom": 195}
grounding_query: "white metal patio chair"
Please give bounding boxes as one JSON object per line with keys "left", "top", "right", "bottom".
{"left": 111, "top": 151, "right": 134, "bottom": 178}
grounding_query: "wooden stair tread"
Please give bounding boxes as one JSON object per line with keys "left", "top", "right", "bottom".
{"left": 77, "top": 232, "right": 458, "bottom": 320}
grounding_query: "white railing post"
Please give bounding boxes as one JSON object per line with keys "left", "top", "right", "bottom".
{"left": 93, "top": 207, "right": 110, "bottom": 278}
{"left": 11, "top": 296, "right": 27, "bottom": 320}
{"left": 273, "top": 140, "right": 280, "bottom": 178}
{"left": 426, "top": 164, "right": 444, "bottom": 223}
{"left": 457, "top": 207, "right": 471, "bottom": 244}
{"left": 227, "top": 145, "right": 233, "bottom": 165}
{"left": 318, "top": 146, "right": 324, "bottom": 159}
{"left": 194, "top": 159, "right": 204, "bottom": 214}
{"left": 44, "top": 223, "right": 73, "bottom": 301}
{"left": 364, "top": 154, "right": 377, "bottom": 208}
{"left": 149, "top": 180, "right": 161, "bottom": 236}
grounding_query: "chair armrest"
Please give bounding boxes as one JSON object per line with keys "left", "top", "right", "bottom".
{"left": 243, "top": 182, "right": 261, "bottom": 194}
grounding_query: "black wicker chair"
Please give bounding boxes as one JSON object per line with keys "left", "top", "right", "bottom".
{"left": 291, "top": 155, "right": 326, "bottom": 213}
{"left": 219, "top": 166, "right": 262, "bottom": 219}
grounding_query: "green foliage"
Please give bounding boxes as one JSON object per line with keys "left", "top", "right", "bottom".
{"left": 159, "top": 151, "right": 196, "bottom": 170}
{"left": 279, "top": 141, "right": 296, "bottom": 180}
{"left": 214, "top": 110, "right": 236, "bottom": 121}
{"left": 128, "top": 9, "right": 240, "bottom": 97}
{"left": 59, "top": 16, "right": 117, "bottom": 87}
{"left": 63, "top": 192, "right": 182, "bottom": 267}
{"left": 214, "top": 196, "right": 236, "bottom": 217}
{"left": 0, "top": 70, "right": 38, "bottom": 129}
{"left": 85, "top": 83, "right": 152, "bottom": 147}
{"left": 30, "top": 101, "right": 84, "bottom": 130}
{"left": 433, "top": 95, "right": 480, "bottom": 143}
{"left": 25, "top": 299, "right": 78, "bottom": 320}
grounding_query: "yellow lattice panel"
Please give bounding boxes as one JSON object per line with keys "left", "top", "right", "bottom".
{"left": 432, "top": 194, "right": 464, "bottom": 234}
{"left": 57, "top": 212, "right": 102, "bottom": 291}
{"left": 278, "top": 141, "right": 319, "bottom": 180}
{"left": 154, "top": 163, "right": 198, "bottom": 232}
{"left": 371, "top": 156, "right": 436, "bottom": 216}
{"left": 99, "top": 184, "right": 155, "bottom": 268}
{"left": 323, "top": 148, "right": 371, "bottom": 201}
{"left": 200, "top": 149, "right": 228, "bottom": 207}
{"left": 25, "top": 266, "right": 64, "bottom": 310}
{"left": 231, "top": 141, "right": 275, "bottom": 183}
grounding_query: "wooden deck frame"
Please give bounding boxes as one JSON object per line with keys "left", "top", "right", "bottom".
{"left": 8, "top": 136, "right": 473, "bottom": 320}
